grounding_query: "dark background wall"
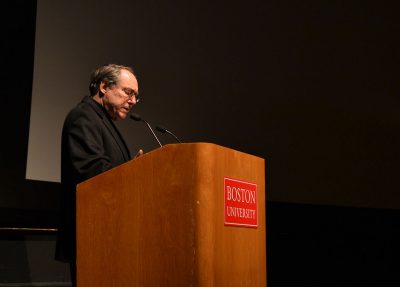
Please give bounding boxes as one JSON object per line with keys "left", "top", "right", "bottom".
{"left": 1, "top": 0, "right": 399, "bottom": 285}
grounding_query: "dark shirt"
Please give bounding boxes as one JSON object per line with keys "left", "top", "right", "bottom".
{"left": 56, "top": 96, "right": 131, "bottom": 262}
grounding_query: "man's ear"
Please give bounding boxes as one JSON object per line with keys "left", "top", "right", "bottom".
{"left": 99, "top": 81, "right": 107, "bottom": 97}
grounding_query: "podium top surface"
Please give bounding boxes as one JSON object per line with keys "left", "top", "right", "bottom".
{"left": 141, "top": 142, "right": 264, "bottom": 160}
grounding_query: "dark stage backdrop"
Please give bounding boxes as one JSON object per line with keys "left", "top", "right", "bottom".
{"left": 1, "top": 0, "right": 399, "bottom": 228}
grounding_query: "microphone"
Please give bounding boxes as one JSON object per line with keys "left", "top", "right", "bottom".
{"left": 130, "top": 113, "right": 162, "bottom": 147}
{"left": 155, "top": 126, "right": 182, "bottom": 143}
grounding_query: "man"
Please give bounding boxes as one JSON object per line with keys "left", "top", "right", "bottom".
{"left": 56, "top": 64, "right": 142, "bottom": 286}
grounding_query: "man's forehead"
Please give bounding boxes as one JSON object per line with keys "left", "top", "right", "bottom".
{"left": 119, "top": 69, "right": 138, "bottom": 87}
{"left": 119, "top": 68, "right": 135, "bottom": 79}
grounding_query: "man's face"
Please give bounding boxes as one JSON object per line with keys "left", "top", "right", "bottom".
{"left": 101, "top": 69, "right": 139, "bottom": 120}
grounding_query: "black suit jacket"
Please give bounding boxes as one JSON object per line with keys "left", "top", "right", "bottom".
{"left": 56, "top": 96, "right": 131, "bottom": 262}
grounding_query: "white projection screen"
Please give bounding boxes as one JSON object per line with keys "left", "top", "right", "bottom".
{"left": 25, "top": 0, "right": 398, "bottom": 209}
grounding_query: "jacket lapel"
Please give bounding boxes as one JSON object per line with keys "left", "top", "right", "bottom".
{"left": 83, "top": 96, "right": 131, "bottom": 161}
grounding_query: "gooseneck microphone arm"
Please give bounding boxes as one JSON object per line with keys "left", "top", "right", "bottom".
{"left": 130, "top": 113, "right": 162, "bottom": 147}
{"left": 155, "top": 126, "right": 182, "bottom": 143}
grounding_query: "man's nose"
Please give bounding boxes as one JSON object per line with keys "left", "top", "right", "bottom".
{"left": 128, "top": 97, "right": 137, "bottom": 105}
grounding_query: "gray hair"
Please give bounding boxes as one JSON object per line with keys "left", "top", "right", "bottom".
{"left": 89, "top": 64, "right": 136, "bottom": 96}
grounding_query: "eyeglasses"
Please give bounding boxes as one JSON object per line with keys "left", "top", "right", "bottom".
{"left": 115, "top": 84, "right": 140, "bottom": 103}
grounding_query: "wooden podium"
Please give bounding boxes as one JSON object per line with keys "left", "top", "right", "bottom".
{"left": 76, "top": 143, "right": 266, "bottom": 286}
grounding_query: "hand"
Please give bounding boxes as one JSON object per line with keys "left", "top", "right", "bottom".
{"left": 134, "top": 149, "right": 144, "bottom": 158}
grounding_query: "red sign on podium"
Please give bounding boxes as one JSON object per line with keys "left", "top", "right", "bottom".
{"left": 224, "top": 177, "right": 258, "bottom": 228}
